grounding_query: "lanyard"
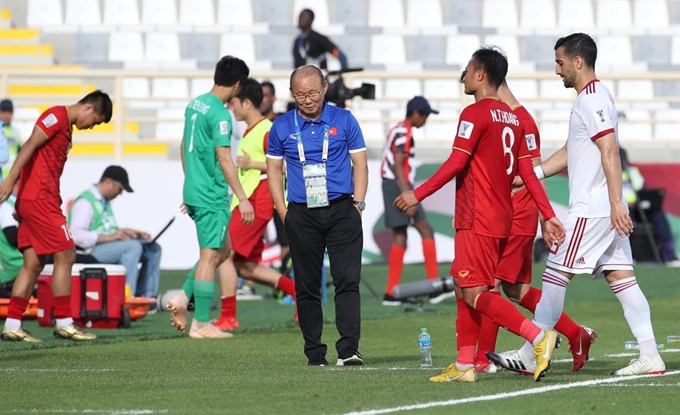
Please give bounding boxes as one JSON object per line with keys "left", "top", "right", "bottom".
{"left": 293, "top": 111, "right": 329, "bottom": 166}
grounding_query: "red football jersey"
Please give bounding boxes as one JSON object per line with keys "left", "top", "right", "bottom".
{"left": 18, "top": 106, "right": 72, "bottom": 203}
{"left": 511, "top": 105, "right": 542, "bottom": 236}
{"left": 452, "top": 98, "right": 531, "bottom": 238}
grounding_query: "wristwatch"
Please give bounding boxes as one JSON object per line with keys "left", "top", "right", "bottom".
{"left": 354, "top": 200, "right": 366, "bottom": 211}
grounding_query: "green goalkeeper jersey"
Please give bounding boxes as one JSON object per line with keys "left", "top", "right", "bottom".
{"left": 182, "top": 92, "right": 233, "bottom": 209}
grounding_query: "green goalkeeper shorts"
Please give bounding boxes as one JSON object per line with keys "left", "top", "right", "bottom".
{"left": 185, "top": 204, "right": 230, "bottom": 249}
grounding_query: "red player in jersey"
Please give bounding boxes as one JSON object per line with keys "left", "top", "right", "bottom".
{"left": 394, "top": 47, "right": 565, "bottom": 383}
{"left": 0, "top": 90, "right": 112, "bottom": 343}
{"left": 474, "top": 80, "right": 597, "bottom": 375}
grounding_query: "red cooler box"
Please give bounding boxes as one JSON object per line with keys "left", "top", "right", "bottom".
{"left": 37, "top": 264, "right": 130, "bottom": 329}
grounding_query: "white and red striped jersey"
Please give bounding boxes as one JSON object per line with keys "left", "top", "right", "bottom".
{"left": 380, "top": 120, "right": 415, "bottom": 183}
{"left": 566, "top": 79, "right": 625, "bottom": 218}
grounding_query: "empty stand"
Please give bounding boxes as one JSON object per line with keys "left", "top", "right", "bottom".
{"left": 334, "top": 35, "right": 369, "bottom": 67}
{"left": 385, "top": 79, "right": 422, "bottom": 99}
{"left": 65, "top": 0, "right": 102, "bottom": 26}
{"left": 558, "top": 0, "right": 594, "bottom": 29}
{"left": 27, "top": 0, "right": 63, "bottom": 27}
{"left": 406, "top": 0, "right": 443, "bottom": 28}
{"left": 109, "top": 32, "right": 144, "bottom": 63}
{"left": 634, "top": 36, "right": 670, "bottom": 65}
{"left": 72, "top": 33, "right": 108, "bottom": 64}
{"left": 145, "top": 33, "right": 181, "bottom": 63}
{"left": 259, "top": 34, "right": 294, "bottom": 68}
{"left": 179, "top": 0, "right": 215, "bottom": 25}
{"left": 258, "top": 0, "right": 292, "bottom": 26}
{"left": 520, "top": 0, "right": 556, "bottom": 28}
{"left": 220, "top": 34, "right": 256, "bottom": 64}
{"left": 485, "top": 34, "right": 520, "bottom": 64}
{"left": 596, "top": 0, "right": 633, "bottom": 28}
{"left": 103, "top": 0, "right": 140, "bottom": 26}
{"left": 597, "top": 35, "right": 634, "bottom": 67}
{"left": 445, "top": 34, "right": 481, "bottom": 66}
{"left": 368, "top": 0, "right": 405, "bottom": 28}
{"left": 409, "top": 36, "right": 446, "bottom": 67}
{"left": 633, "top": 0, "right": 670, "bottom": 27}
{"left": 482, "top": 0, "right": 518, "bottom": 28}
{"left": 142, "top": 0, "right": 178, "bottom": 26}
{"left": 217, "top": 0, "right": 254, "bottom": 26}
{"left": 331, "top": 0, "right": 367, "bottom": 27}
{"left": 370, "top": 34, "right": 407, "bottom": 66}
{"left": 444, "top": 0, "right": 481, "bottom": 28}
{"left": 184, "top": 33, "right": 218, "bottom": 65}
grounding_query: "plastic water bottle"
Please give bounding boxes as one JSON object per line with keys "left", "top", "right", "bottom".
{"left": 419, "top": 328, "right": 433, "bottom": 367}
{"left": 623, "top": 341, "right": 664, "bottom": 350}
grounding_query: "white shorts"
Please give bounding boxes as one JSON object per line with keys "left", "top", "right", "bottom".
{"left": 546, "top": 216, "right": 633, "bottom": 279}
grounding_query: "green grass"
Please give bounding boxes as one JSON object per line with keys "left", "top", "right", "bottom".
{"left": 1, "top": 264, "right": 679, "bottom": 414}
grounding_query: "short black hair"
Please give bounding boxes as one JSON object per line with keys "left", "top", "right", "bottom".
{"left": 554, "top": 33, "right": 597, "bottom": 69}
{"left": 214, "top": 55, "right": 250, "bottom": 88}
{"left": 471, "top": 46, "right": 508, "bottom": 89}
{"left": 79, "top": 90, "right": 113, "bottom": 122}
{"left": 289, "top": 65, "right": 325, "bottom": 89}
{"left": 235, "top": 78, "right": 264, "bottom": 108}
{"left": 261, "top": 81, "right": 275, "bottom": 96}
{"left": 301, "top": 8, "right": 315, "bottom": 20}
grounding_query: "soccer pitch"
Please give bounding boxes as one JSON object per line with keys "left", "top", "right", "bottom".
{"left": 1, "top": 264, "right": 679, "bottom": 415}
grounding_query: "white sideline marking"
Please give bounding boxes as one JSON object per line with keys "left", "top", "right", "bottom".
{"left": 0, "top": 368, "right": 117, "bottom": 372}
{"left": 522, "top": 348, "right": 680, "bottom": 364}
{"left": 8, "top": 410, "right": 168, "bottom": 414}
{"left": 342, "top": 370, "right": 680, "bottom": 415}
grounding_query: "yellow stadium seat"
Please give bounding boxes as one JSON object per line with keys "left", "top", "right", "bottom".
{"left": 0, "top": 9, "right": 11, "bottom": 22}
{"left": 69, "top": 143, "right": 170, "bottom": 156}
{"left": 8, "top": 84, "right": 96, "bottom": 96}
{"left": 0, "top": 28, "right": 40, "bottom": 42}
{"left": 74, "top": 122, "right": 140, "bottom": 134}
{"left": 0, "top": 44, "right": 52, "bottom": 55}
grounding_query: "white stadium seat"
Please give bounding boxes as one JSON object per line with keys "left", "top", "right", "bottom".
{"left": 406, "top": 0, "right": 443, "bottom": 28}
{"left": 618, "top": 80, "right": 654, "bottom": 100}
{"left": 445, "top": 35, "right": 481, "bottom": 66}
{"left": 482, "top": 0, "right": 518, "bottom": 28}
{"left": 103, "top": 0, "right": 140, "bottom": 25}
{"left": 141, "top": 0, "right": 178, "bottom": 25}
{"left": 220, "top": 34, "right": 256, "bottom": 64}
{"left": 596, "top": 0, "right": 632, "bottom": 28}
{"left": 65, "top": 0, "right": 101, "bottom": 25}
{"left": 122, "top": 78, "right": 150, "bottom": 98}
{"left": 597, "top": 36, "right": 633, "bottom": 67}
{"left": 423, "top": 79, "right": 460, "bottom": 100}
{"left": 179, "top": 0, "right": 215, "bottom": 25}
{"left": 109, "top": 32, "right": 144, "bottom": 62}
{"left": 508, "top": 80, "right": 538, "bottom": 99}
{"left": 145, "top": 33, "right": 181, "bottom": 63}
{"left": 385, "top": 79, "right": 422, "bottom": 99}
{"left": 539, "top": 122, "right": 569, "bottom": 141}
{"left": 370, "top": 35, "right": 407, "bottom": 65}
{"left": 633, "top": 0, "right": 669, "bottom": 28}
{"left": 190, "top": 78, "right": 214, "bottom": 97}
{"left": 152, "top": 78, "right": 189, "bottom": 98}
{"left": 654, "top": 110, "right": 680, "bottom": 140}
{"left": 368, "top": 0, "right": 405, "bottom": 28}
{"left": 424, "top": 121, "right": 458, "bottom": 142}
{"left": 217, "top": 0, "right": 254, "bottom": 27}
{"left": 156, "top": 108, "right": 186, "bottom": 141}
{"left": 293, "top": 0, "right": 330, "bottom": 27}
{"left": 485, "top": 35, "right": 520, "bottom": 64}
{"left": 558, "top": 0, "right": 594, "bottom": 29}
{"left": 353, "top": 108, "right": 385, "bottom": 142}
{"left": 520, "top": 0, "right": 556, "bottom": 28}
{"left": 539, "top": 79, "right": 575, "bottom": 101}
{"left": 671, "top": 36, "right": 680, "bottom": 65}
{"left": 27, "top": 0, "right": 63, "bottom": 26}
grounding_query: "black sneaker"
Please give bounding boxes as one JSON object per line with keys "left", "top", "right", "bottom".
{"left": 337, "top": 351, "right": 363, "bottom": 366}
{"left": 308, "top": 354, "right": 329, "bottom": 366}
{"left": 382, "top": 294, "right": 406, "bottom": 306}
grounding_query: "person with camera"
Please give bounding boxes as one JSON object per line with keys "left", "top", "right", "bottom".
{"left": 293, "top": 9, "right": 347, "bottom": 70}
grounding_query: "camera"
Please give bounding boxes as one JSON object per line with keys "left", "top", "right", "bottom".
{"left": 324, "top": 68, "right": 375, "bottom": 108}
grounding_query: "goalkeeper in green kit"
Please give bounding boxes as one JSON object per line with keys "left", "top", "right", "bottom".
{"left": 167, "top": 56, "right": 255, "bottom": 339}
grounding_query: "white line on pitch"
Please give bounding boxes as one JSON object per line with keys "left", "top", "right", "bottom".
{"left": 0, "top": 368, "right": 117, "bottom": 372}
{"left": 341, "top": 370, "right": 680, "bottom": 415}
{"left": 7, "top": 410, "right": 168, "bottom": 414}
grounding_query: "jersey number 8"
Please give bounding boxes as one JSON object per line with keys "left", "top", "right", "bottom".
{"left": 502, "top": 126, "right": 515, "bottom": 175}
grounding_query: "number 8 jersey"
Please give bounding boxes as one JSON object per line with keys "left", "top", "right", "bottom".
{"left": 452, "top": 97, "right": 530, "bottom": 238}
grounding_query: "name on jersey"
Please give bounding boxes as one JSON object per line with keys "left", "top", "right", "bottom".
{"left": 188, "top": 99, "right": 210, "bottom": 115}
{"left": 489, "top": 109, "right": 519, "bottom": 126}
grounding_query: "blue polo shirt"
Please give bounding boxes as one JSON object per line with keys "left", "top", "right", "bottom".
{"left": 267, "top": 103, "right": 366, "bottom": 204}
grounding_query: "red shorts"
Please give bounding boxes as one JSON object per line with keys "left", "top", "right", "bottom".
{"left": 16, "top": 199, "right": 75, "bottom": 256}
{"left": 229, "top": 181, "right": 274, "bottom": 263}
{"left": 450, "top": 230, "right": 506, "bottom": 288}
{"left": 496, "top": 235, "right": 534, "bottom": 285}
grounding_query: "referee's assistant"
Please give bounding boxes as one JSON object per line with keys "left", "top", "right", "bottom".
{"left": 266, "top": 65, "right": 368, "bottom": 366}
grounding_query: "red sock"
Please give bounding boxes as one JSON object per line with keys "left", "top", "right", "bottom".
{"left": 475, "top": 291, "right": 501, "bottom": 363}
{"left": 221, "top": 296, "right": 236, "bottom": 319}
{"left": 275, "top": 275, "right": 296, "bottom": 301}
{"left": 475, "top": 291, "right": 541, "bottom": 343}
{"left": 422, "top": 239, "right": 438, "bottom": 279}
{"left": 7, "top": 296, "right": 29, "bottom": 320}
{"left": 456, "top": 298, "right": 481, "bottom": 366}
{"left": 53, "top": 295, "right": 72, "bottom": 319}
{"left": 521, "top": 287, "right": 580, "bottom": 343}
{"left": 385, "top": 244, "right": 406, "bottom": 296}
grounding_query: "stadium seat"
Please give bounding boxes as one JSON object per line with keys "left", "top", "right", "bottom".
{"left": 482, "top": 0, "right": 518, "bottom": 28}
{"left": 654, "top": 109, "right": 680, "bottom": 140}
{"left": 103, "top": 0, "right": 140, "bottom": 25}
{"left": 370, "top": 34, "right": 406, "bottom": 65}
{"left": 156, "top": 108, "right": 186, "bottom": 141}
{"left": 65, "top": 0, "right": 101, "bottom": 25}
{"left": 259, "top": 34, "right": 294, "bottom": 68}
{"left": 424, "top": 121, "right": 458, "bottom": 142}
{"left": 539, "top": 79, "right": 575, "bottom": 101}
{"left": 179, "top": 0, "right": 215, "bottom": 25}
{"left": 633, "top": 0, "right": 669, "bottom": 27}
{"left": 596, "top": 0, "right": 632, "bottom": 28}
{"left": 258, "top": 0, "right": 292, "bottom": 25}
{"left": 655, "top": 80, "right": 680, "bottom": 98}
{"left": 190, "top": 78, "right": 214, "bottom": 97}
{"left": 408, "top": 36, "right": 445, "bottom": 66}
{"left": 618, "top": 121, "right": 653, "bottom": 141}
{"left": 142, "top": 0, "right": 178, "bottom": 25}
{"left": 423, "top": 79, "right": 460, "bottom": 100}
{"left": 217, "top": 0, "right": 254, "bottom": 26}
{"left": 293, "top": 0, "right": 330, "bottom": 27}
{"left": 484, "top": 35, "right": 520, "bottom": 64}
{"left": 27, "top": 0, "right": 63, "bottom": 27}
{"left": 520, "top": 0, "right": 556, "bottom": 28}
{"left": 385, "top": 79, "right": 422, "bottom": 99}
{"left": 72, "top": 33, "right": 107, "bottom": 64}
{"left": 539, "top": 121, "right": 569, "bottom": 141}
{"left": 145, "top": 33, "right": 181, "bottom": 63}
{"left": 368, "top": 0, "right": 405, "bottom": 28}
{"left": 0, "top": 8, "right": 11, "bottom": 29}
{"left": 331, "top": 0, "right": 367, "bottom": 26}
{"left": 184, "top": 34, "right": 218, "bottom": 64}
{"left": 508, "top": 79, "right": 538, "bottom": 99}
{"left": 334, "top": 35, "right": 369, "bottom": 67}
{"left": 152, "top": 78, "right": 189, "bottom": 98}
{"left": 673, "top": 0, "right": 680, "bottom": 24}
{"left": 109, "top": 32, "right": 144, "bottom": 63}
{"left": 522, "top": 36, "right": 558, "bottom": 66}
{"left": 618, "top": 80, "right": 654, "bottom": 100}
{"left": 122, "top": 77, "right": 150, "bottom": 98}
{"left": 220, "top": 34, "right": 256, "bottom": 64}
{"left": 597, "top": 36, "right": 633, "bottom": 67}
{"left": 445, "top": 0, "right": 481, "bottom": 28}
{"left": 352, "top": 108, "right": 385, "bottom": 142}
{"left": 634, "top": 36, "right": 670, "bottom": 65}
{"left": 671, "top": 36, "right": 680, "bottom": 64}
{"left": 558, "top": 0, "right": 594, "bottom": 29}
{"left": 405, "top": 0, "right": 443, "bottom": 28}
{"left": 445, "top": 34, "right": 481, "bottom": 66}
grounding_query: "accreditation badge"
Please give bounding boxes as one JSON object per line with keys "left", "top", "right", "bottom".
{"left": 303, "top": 163, "right": 329, "bottom": 208}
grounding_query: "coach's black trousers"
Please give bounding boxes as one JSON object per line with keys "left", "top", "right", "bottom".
{"left": 285, "top": 195, "right": 363, "bottom": 361}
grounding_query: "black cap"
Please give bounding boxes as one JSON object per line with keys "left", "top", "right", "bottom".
{"left": 406, "top": 96, "right": 439, "bottom": 115}
{"left": 0, "top": 99, "right": 13, "bottom": 112}
{"left": 102, "top": 165, "right": 133, "bottom": 192}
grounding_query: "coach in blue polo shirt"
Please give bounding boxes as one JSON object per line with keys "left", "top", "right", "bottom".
{"left": 267, "top": 65, "right": 368, "bottom": 367}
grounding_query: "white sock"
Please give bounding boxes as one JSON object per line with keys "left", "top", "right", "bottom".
{"left": 57, "top": 317, "right": 74, "bottom": 328}
{"left": 534, "top": 268, "right": 570, "bottom": 330}
{"left": 531, "top": 330, "right": 545, "bottom": 346}
{"left": 455, "top": 363, "right": 473, "bottom": 371}
{"left": 519, "top": 341, "right": 535, "bottom": 361}
{"left": 610, "top": 276, "right": 658, "bottom": 359}
{"left": 5, "top": 318, "right": 21, "bottom": 331}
